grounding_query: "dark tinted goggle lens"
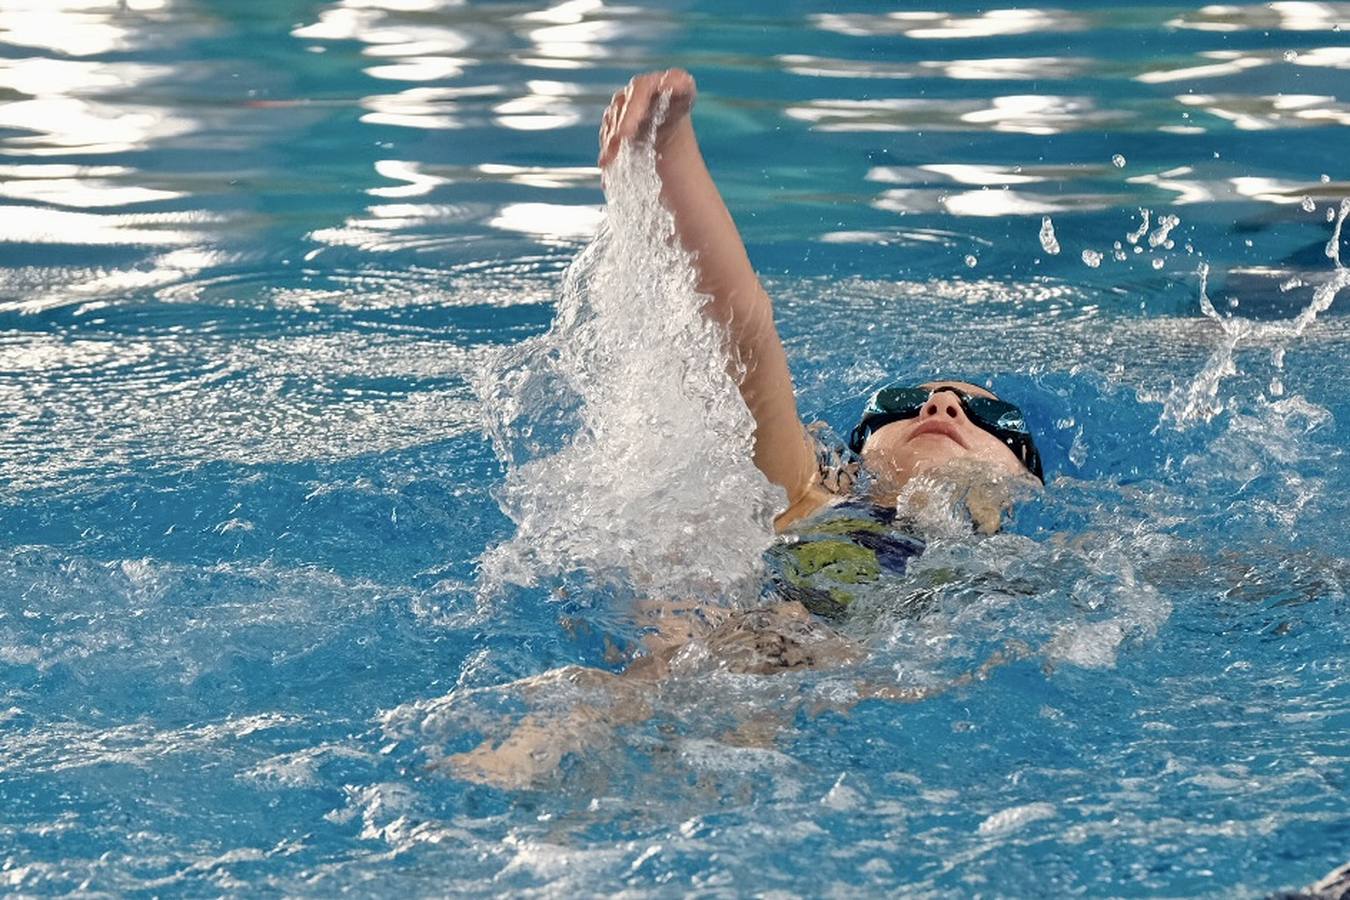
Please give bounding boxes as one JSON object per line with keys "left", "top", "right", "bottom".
{"left": 848, "top": 384, "right": 1043, "bottom": 481}
{"left": 870, "top": 387, "right": 931, "bottom": 417}
{"left": 960, "top": 396, "right": 1029, "bottom": 436}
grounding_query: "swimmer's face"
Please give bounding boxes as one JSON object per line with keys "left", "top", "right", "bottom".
{"left": 860, "top": 381, "right": 1029, "bottom": 501}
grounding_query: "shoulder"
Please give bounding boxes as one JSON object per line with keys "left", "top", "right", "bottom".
{"left": 773, "top": 422, "right": 864, "bottom": 532}
{"left": 773, "top": 483, "right": 836, "bottom": 532}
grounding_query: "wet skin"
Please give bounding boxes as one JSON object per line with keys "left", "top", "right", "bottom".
{"left": 859, "top": 381, "right": 1029, "bottom": 504}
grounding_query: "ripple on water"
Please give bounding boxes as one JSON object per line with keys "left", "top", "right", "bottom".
{"left": 0, "top": 0, "right": 1347, "bottom": 895}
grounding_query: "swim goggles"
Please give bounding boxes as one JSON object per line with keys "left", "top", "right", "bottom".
{"left": 847, "top": 383, "right": 1044, "bottom": 482}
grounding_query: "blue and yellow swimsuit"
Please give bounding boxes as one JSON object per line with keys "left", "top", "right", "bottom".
{"left": 765, "top": 500, "right": 925, "bottom": 621}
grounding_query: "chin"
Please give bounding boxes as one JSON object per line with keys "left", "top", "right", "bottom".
{"left": 873, "top": 453, "right": 1026, "bottom": 499}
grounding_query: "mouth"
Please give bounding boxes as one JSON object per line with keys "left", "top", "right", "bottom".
{"left": 907, "top": 419, "right": 969, "bottom": 449}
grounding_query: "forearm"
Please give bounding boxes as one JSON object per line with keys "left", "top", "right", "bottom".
{"left": 599, "top": 69, "right": 828, "bottom": 523}
{"left": 655, "top": 121, "right": 818, "bottom": 502}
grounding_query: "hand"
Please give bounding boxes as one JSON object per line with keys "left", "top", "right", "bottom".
{"left": 598, "top": 68, "right": 696, "bottom": 168}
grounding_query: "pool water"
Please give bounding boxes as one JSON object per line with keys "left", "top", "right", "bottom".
{"left": 1, "top": 0, "right": 1347, "bottom": 895}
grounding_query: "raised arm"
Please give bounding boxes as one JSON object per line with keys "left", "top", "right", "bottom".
{"left": 599, "top": 69, "right": 830, "bottom": 528}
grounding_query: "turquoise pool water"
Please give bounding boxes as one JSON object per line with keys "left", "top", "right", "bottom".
{"left": 1, "top": 0, "right": 1347, "bottom": 895}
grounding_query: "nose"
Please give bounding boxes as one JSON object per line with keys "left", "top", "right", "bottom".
{"left": 922, "top": 391, "right": 965, "bottom": 421}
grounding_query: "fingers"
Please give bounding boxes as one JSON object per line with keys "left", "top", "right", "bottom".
{"left": 597, "top": 68, "right": 697, "bottom": 168}
{"left": 597, "top": 88, "right": 628, "bottom": 167}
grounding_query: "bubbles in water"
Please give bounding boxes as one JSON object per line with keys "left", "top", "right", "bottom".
{"left": 1038, "top": 217, "right": 1060, "bottom": 255}
{"left": 1151, "top": 258, "right": 1164, "bottom": 270}
{"left": 1322, "top": 174, "right": 1332, "bottom": 183}
{"left": 1282, "top": 49, "right": 1298, "bottom": 62}
{"left": 1081, "top": 249, "right": 1103, "bottom": 268}
{"left": 1301, "top": 196, "right": 1316, "bottom": 213}
{"left": 965, "top": 254, "right": 978, "bottom": 268}
{"left": 476, "top": 130, "right": 779, "bottom": 600}
{"left": 1111, "top": 154, "right": 1126, "bottom": 168}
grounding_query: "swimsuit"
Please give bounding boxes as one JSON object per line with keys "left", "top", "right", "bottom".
{"left": 765, "top": 500, "right": 925, "bottom": 621}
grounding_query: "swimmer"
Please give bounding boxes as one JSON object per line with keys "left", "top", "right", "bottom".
{"left": 599, "top": 69, "right": 1044, "bottom": 531}
{"left": 448, "top": 71, "right": 1047, "bottom": 787}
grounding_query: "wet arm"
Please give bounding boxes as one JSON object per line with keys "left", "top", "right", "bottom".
{"left": 600, "top": 70, "right": 829, "bottom": 526}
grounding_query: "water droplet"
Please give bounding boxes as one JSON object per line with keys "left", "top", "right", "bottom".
{"left": 1148, "top": 214, "right": 1181, "bottom": 249}
{"left": 1244, "top": 239, "right": 1254, "bottom": 247}
{"left": 1282, "top": 50, "right": 1297, "bottom": 62}
{"left": 1126, "top": 208, "right": 1150, "bottom": 245}
{"left": 1321, "top": 174, "right": 1332, "bottom": 183}
{"left": 1038, "top": 217, "right": 1061, "bottom": 255}
{"left": 1151, "top": 258, "right": 1164, "bottom": 270}
{"left": 1081, "top": 249, "right": 1103, "bottom": 268}
{"left": 965, "top": 254, "right": 978, "bottom": 268}
{"left": 1228, "top": 297, "right": 1239, "bottom": 308}
{"left": 1301, "top": 196, "right": 1316, "bottom": 212}
{"left": 1329, "top": 207, "right": 1337, "bottom": 222}
{"left": 1111, "top": 154, "right": 1126, "bottom": 168}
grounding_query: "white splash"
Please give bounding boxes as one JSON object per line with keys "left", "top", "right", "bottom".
{"left": 475, "top": 129, "right": 780, "bottom": 600}
{"left": 978, "top": 802, "right": 1056, "bottom": 835}
{"left": 1156, "top": 248, "right": 1349, "bottom": 427}
{"left": 1326, "top": 197, "right": 1349, "bottom": 265}
{"left": 1081, "top": 249, "right": 1102, "bottom": 268}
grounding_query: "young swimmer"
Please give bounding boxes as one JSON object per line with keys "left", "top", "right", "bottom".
{"left": 447, "top": 71, "right": 1047, "bottom": 786}
{"left": 599, "top": 69, "right": 1044, "bottom": 530}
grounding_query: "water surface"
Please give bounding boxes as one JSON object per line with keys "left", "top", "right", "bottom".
{"left": 1, "top": 0, "right": 1347, "bottom": 895}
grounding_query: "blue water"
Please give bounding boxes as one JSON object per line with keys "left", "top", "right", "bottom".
{"left": 2, "top": 0, "right": 1348, "bottom": 895}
